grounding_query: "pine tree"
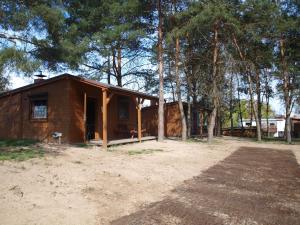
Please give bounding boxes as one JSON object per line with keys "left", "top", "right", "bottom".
{"left": 157, "top": 0, "right": 165, "bottom": 141}
{"left": 273, "top": 0, "right": 299, "bottom": 143}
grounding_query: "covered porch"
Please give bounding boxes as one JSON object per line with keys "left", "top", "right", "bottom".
{"left": 81, "top": 84, "right": 159, "bottom": 149}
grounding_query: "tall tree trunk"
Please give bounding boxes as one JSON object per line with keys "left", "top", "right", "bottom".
{"left": 266, "top": 94, "right": 270, "bottom": 137}
{"left": 247, "top": 70, "right": 262, "bottom": 141}
{"left": 111, "top": 46, "right": 122, "bottom": 87}
{"left": 237, "top": 74, "right": 244, "bottom": 129}
{"left": 207, "top": 22, "right": 219, "bottom": 144}
{"left": 286, "top": 115, "right": 292, "bottom": 142}
{"left": 200, "top": 111, "right": 204, "bottom": 138}
{"left": 230, "top": 74, "right": 234, "bottom": 135}
{"left": 107, "top": 54, "right": 111, "bottom": 85}
{"left": 232, "top": 35, "right": 261, "bottom": 141}
{"left": 175, "top": 37, "right": 187, "bottom": 141}
{"left": 168, "top": 59, "right": 176, "bottom": 102}
{"left": 216, "top": 107, "right": 222, "bottom": 137}
{"left": 250, "top": 101, "right": 253, "bottom": 126}
{"left": 117, "top": 45, "right": 122, "bottom": 87}
{"left": 170, "top": 83, "right": 176, "bottom": 102}
{"left": 157, "top": 0, "right": 164, "bottom": 141}
{"left": 280, "top": 38, "right": 292, "bottom": 144}
{"left": 187, "top": 97, "right": 191, "bottom": 138}
{"left": 186, "top": 33, "right": 192, "bottom": 138}
{"left": 264, "top": 69, "right": 271, "bottom": 138}
{"left": 187, "top": 76, "right": 192, "bottom": 137}
{"left": 208, "top": 106, "right": 217, "bottom": 143}
{"left": 255, "top": 68, "right": 262, "bottom": 133}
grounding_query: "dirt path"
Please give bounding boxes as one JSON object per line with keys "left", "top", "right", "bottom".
{"left": 112, "top": 147, "right": 300, "bottom": 225}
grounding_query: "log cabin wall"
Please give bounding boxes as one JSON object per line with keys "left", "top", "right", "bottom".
{"left": 142, "top": 102, "right": 209, "bottom": 138}
{"left": 142, "top": 103, "right": 183, "bottom": 137}
{"left": 0, "top": 92, "right": 23, "bottom": 140}
{"left": 0, "top": 78, "right": 71, "bottom": 143}
{"left": 142, "top": 105, "right": 159, "bottom": 136}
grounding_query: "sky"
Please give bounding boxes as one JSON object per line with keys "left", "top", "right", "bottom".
{"left": 10, "top": 73, "right": 287, "bottom": 116}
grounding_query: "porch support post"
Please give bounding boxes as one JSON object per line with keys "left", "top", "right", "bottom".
{"left": 102, "top": 89, "right": 108, "bottom": 149}
{"left": 137, "top": 98, "right": 142, "bottom": 143}
{"left": 83, "top": 92, "right": 87, "bottom": 143}
{"left": 200, "top": 110, "right": 204, "bottom": 138}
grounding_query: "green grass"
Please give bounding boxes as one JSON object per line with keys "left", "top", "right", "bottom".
{"left": 186, "top": 138, "right": 206, "bottom": 143}
{"left": 0, "top": 139, "right": 44, "bottom": 161}
{"left": 74, "top": 143, "right": 93, "bottom": 148}
{"left": 186, "top": 138, "right": 223, "bottom": 144}
{"left": 0, "top": 139, "right": 38, "bottom": 147}
{"left": 128, "top": 149, "right": 163, "bottom": 156}
{"left": 0, "top": 148, "right": 44, "bottom": 161}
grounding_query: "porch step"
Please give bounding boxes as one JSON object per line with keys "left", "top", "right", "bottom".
{"left": 89, "top": 136, "right": 157, "bottom": 146}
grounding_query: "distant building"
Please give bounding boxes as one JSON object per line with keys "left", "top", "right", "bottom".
{"left": 239, "top": 116, "right": 300, "bottom": 138}
{"left": 239, "top": 117, "right": 285, "bottom": 137}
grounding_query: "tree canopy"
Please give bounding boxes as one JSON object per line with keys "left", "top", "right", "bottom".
{"left": 0, "top": 0, "right": 299, "bottom": 143}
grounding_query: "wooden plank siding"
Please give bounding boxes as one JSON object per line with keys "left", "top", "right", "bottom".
{"left": 142, "top": 103, "right": 183, "bottom": 137}
{"left": 141, "top": 102, "right": 210, "bottom": 138}
{"left": 0, "top": 74, "right": 158, "bottom": 144}
{"left": 0, "top": 78, "right": 71, "bottom": 142}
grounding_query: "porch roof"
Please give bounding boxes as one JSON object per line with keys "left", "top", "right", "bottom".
{"left": 72, "top": 74, "right": 158, "bottom": 100}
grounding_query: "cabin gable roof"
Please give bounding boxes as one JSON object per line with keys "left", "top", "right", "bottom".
{"left": 0, "top": 73, "right": 158, "bottom": 100}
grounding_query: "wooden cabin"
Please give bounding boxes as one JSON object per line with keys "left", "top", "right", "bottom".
{"left": 142, "top": 102, "right": 210, "bottom": 138}
{"left": 0, "top": 74, "right": 158, "bottom": 147}
{"left": 292, "top": 117, "right": 300, "bottom": 138}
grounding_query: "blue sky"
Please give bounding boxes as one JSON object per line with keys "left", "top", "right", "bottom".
{"left": 10, "top": 73, "right": 287, "bottom": 116}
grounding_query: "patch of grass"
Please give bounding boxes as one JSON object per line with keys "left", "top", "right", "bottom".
{"left": 0, "top": 139, "right": 44, "bottom": 161}
{"left": 0, "top": 148, "right": 44, "bottom": 161}
{"left": 107, "top": 148, "right": 117, "bottom": 152}
{"left": 0, "top": 139, "right": 38, "bottom": 147}
{"left": 128, "top": 149, "right": 163, "bottom": 156}
{"left": 74, "top": 143, "right": 92, "bottom": 148}
{"left": 186, "top": 138, "right": 223, "bottom": 144}
{"left": 186, "top": 138, "right": 206, "bottom": 143}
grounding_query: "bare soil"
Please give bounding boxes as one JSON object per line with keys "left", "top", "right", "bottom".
{"left": 112, "top": 146, "right": 300, "bottom": 225}
{"left": 0, "top": 138, "right": 299, "bottom": 225}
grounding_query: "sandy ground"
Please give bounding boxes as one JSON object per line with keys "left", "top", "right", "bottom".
{"left": 0, "top": 138, "right": 299, "bottom": 225}
{"left": 112, "top": 146, "right": 300, "bottom": 225}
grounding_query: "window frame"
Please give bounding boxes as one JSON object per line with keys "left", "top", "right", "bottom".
{"left": 118, "top": 96, "right": 130, "bottom": 121}
{"left": 29, "top": 93, "right": 48, "bottom": 121}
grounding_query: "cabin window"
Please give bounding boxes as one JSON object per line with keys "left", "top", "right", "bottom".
{"left": 30, "top": 95, "right": 48, "bottom": 120}
{"left": 118, "top": 96, "right": 130, "bottom": 120}
{"left": 270, "top": 123, "right": 275, "bottom": 126}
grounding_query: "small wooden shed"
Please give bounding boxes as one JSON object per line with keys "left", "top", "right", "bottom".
{"left": 142, "top": 102, "right": 210, "bottom": 138}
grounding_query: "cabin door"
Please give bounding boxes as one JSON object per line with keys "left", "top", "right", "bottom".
{"left": 86, "top": 98, "right": 96, "bottom": 140}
